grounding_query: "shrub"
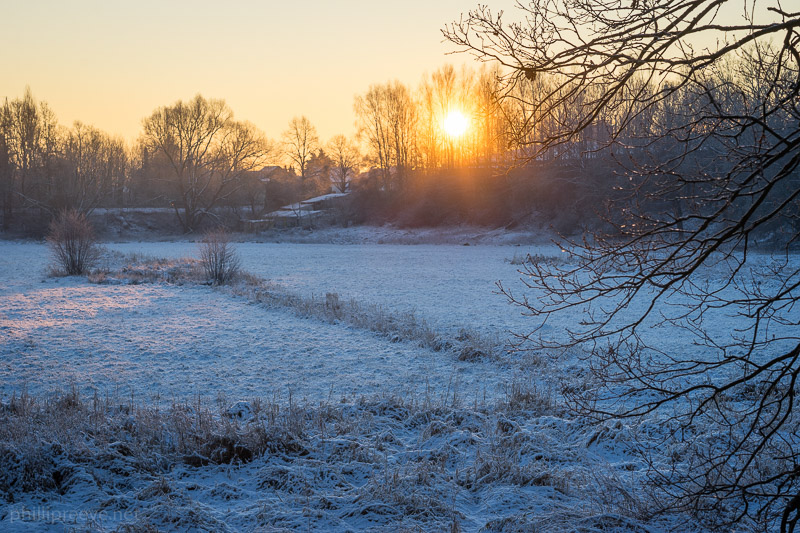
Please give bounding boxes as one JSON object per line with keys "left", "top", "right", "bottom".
{"left": 46, "top": 210, "right": 99, "bottom": 275}
{"left": 199, "top": 229, "right": 240, "bottom": 284}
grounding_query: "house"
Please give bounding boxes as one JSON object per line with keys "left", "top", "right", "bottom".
{"left": 244, "top": 192, "right": 350, "bottom": 231}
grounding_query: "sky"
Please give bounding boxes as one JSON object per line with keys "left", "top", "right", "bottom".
{"left": 1, "top": 0, "right": 515, "bottom": 144}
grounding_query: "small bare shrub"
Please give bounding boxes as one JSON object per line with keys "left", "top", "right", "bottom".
{"left": 199, "top": 229, "right": 241, "bottom": 285}
{"left": 46, "top": 210, "right": 99, "bottom": 275}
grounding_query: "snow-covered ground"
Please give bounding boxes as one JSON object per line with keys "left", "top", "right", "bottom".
{"left": 0, "top": 232, "right": 796, "bottom": 532}
{"left": 0, "top": 242, "right": 509, "bottom": 405}
{"left": 103, "top": 239, "right": 796, "bottom": 364}
{"left": 105, "top": 240, "right": 557, "bottom": 340}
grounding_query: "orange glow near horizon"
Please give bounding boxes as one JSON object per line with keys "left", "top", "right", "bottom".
{"left": 0, "top": 1, "right": 518, "bottom": 143}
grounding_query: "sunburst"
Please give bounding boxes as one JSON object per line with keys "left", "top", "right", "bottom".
{"left": 443, "top": 110, "right": 469, "bottom": 139}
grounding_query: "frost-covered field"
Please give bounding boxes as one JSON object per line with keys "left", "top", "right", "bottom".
{"left": 107, "top": 240, "right": 553, "bottom": 340}
{"left": 0, "top": 234, "right": 794, "bottom": 532}
{"left": 105, "top": 240, "right": 794, "bottom": 362}
{"left": 0, "top": 243, "right": 509, "bottom": 405}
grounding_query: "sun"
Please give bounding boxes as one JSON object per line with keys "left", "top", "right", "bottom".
{"left": 443, "top": 110, "right": 469, "bottom": 139}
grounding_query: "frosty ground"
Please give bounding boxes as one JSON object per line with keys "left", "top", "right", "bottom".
{"left": 0, "top": 229, "right": 793, "bottom": 532}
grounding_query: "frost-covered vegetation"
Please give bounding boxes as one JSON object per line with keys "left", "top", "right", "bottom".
{"left": 0, "top": 238, "right": 796, "bottom": 531}
{"left": 0, "top": 385, "right": 677, "bottom": 532}
{"left": 198, "top": 230, "right": 241, "bottom": 285}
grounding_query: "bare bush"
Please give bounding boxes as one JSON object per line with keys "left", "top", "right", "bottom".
{"left": 46, "top": 210, "right": 99, "bottom": 275}
{"left": 198, "top": 229, "right": 241, "bottom": 285}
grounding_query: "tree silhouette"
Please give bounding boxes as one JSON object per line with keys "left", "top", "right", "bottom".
{"left": 142, "top": 95, "right": 271, "bottom": 232}
{"left": 282, "top": 116, "right": 319, "bottom": 188}
{"left": 446, "top": 1, "right": 800, "bottom": 529}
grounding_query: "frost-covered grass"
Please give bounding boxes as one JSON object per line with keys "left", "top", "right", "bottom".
{"left": 1, "top": 236, "right": 794, "bottom": 531}
{"left": 104, "top": 241, "right": 565, "bottom": 341}
{"left": 101, "top": 240, "right": 796, "bottom": 363}
{"left": 0, "top": 386, "right": 687, "bottom": 532}
{"left": 505, "top": 251, "right": 568, "bottom": 267}
{"left": 90, "top": 252, "right": 503, "bottom": 358}
{"left": 0, "top": 252, "right": 507, "bottom": 406}
{"left": 229, "top": 282, "right": 502, "bottom": 360}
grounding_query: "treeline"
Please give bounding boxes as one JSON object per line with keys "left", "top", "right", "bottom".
{"left": 0, "top": 89, "right": 128, "bottom": 230}
{"left": 4, "top": 50, "right": 794, "bottom": 236}
{"left": 0, "top": 64, "right": 529, "bottom": 234}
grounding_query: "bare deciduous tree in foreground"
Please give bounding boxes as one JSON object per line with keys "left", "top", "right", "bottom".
{"left": 447, "top": 0, "right": 800, "bottom": 529}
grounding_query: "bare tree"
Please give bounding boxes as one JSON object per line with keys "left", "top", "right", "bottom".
{"left": 447, "top": 1, "right": 800, "bottom": 529}
{"left": 385, "top": 81, "right": 418, "bottom": 184}
{"left": 1, "top": 89, "right": 131, "bottom": 220}
{"left": 418, "top": 66, "right": 458, "bottom": 170}
{"left": 474, "top": 65, "right": 511, "bottom": 168}
{"left": 416, "top": 64, "right": 511, "bottom": 170}
{"left": 327, "top": 135, "right": 360, "bottom": 193}
{"left": 355, "top": 84, "right": 393, "bottom": 187}
{"left": 354, "top": 81, "right": 417, "bottom": 190}
{"left": 0, "top": 127, "right": 11, "bottom": 229}
{"left": 141, "top": 95, "right": 272, "bottom": 232}
{"left": 57, "top": 121, "right": 127, "bottom": 213}
{"left": 1, "top": 87, "right": 59, "bottom": 213}
{"left": 282, "top": 116, "right": 319, "bottom": 188}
